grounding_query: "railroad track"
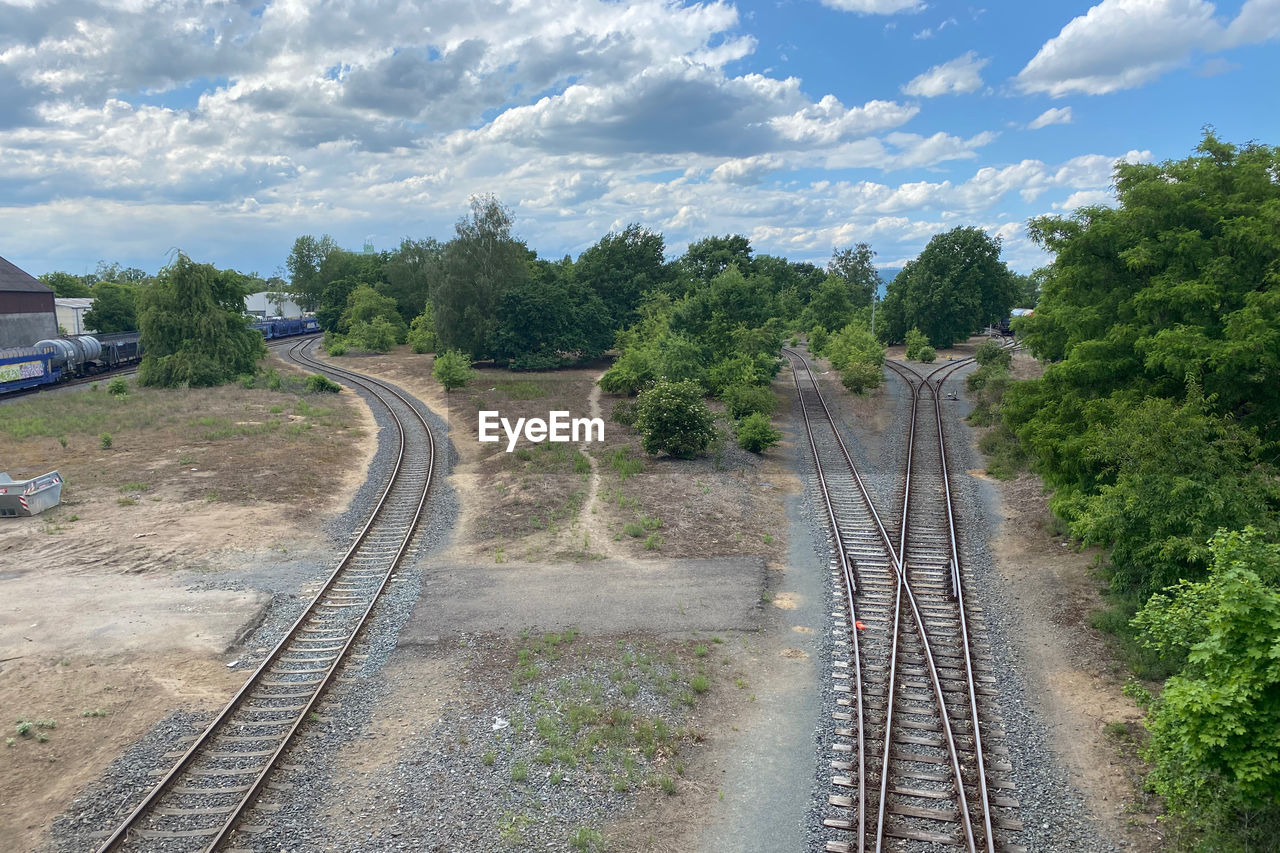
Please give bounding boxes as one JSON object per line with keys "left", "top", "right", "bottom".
{"left": 786, "top": 346, "right": 1022, "bottom": 852}
{"left": 94, "top": 337, "right": 434, "bottom": 853}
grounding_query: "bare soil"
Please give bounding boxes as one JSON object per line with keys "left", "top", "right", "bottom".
{"left": 0, "top": 352, "right": 377, "bottom": 851}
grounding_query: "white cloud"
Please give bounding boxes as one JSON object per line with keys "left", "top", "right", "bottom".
{"left": 1028, "top": 106, "right": 1073, "bottom": 129}
{"left": 1053, "top": 189, "right": 1116, "bottom": 209}
{"left": 819, "top": 0, "right": 926, "bottom": 13}
{"left": 902, "top": 51, "right": 989, "bottom": 97}
{"left": 1015, "top": 0, "right": 1280, "bottom": 96}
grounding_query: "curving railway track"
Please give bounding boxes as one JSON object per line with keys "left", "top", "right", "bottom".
{"left": 93, "top": 338, "right": 434, "bottom": 853}
{"left": 787, "top": 346, "right": 1023, "bottom": 853}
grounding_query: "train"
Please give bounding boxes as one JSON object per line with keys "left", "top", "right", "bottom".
{"left": 0, "top": 316, "right": 319, "bottom": 395}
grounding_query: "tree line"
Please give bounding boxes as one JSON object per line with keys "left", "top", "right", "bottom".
{"left": 984, "top": 132, "right": 1280, "bottom": 848}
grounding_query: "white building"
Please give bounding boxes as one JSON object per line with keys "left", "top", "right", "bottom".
{"left": 55, "top": 298, "right": 95, "bottom": 334}
{"left": 245, "top": 291, "right": 304, "bottom": 318}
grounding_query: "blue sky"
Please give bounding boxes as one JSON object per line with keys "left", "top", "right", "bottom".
{"left": 1, "top": 0, "right": 1277, "bottom": 279}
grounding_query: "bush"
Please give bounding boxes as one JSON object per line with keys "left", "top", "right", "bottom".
{"left": 99, "top": 433, "right": 112, "bottom": 450}
{"left": 106, "top": 376, "right": 128, "bottom": 397}
{"left": 305, "top": 374, "right": 342, "bottom": 393}
{"left": 345, "top": 317, "right": 398, "bottom": 353}
{"left": 611, "top": 399, "right": 639, "bottom": 427}
{"left": 904, "top": 327, "right": 930, "bottom": 360}
{"left": 736, "top": 412, "right": 782, "bottom": 453}
{"left": 598, "top": 348, "right": 655, "bottom": 396}
{"left": 433, "top": 349, "right": 475, "bottom": 392}
{"left": 825, "top": 322, "right": 884, "bottom": 371}
{"left": 974, "top": 338, "right": 1011, "bottom": 368}
{"left": 722, "top": 384, "right": 776, "bottom": 420}
{"left": 322, "top": 331, "right": 348, "bottom": 356}
{"left": 840, "top": 360, "right": 883, "bottom": 394}
{"left": 407, "top": 304, "right": 438, "bottom": 354}
{"left": 634, "top": 379, "right": 716, "bottom": 458}
{"left": 808, "top": 326, "right": 829, "bottom": 355}
{"left": 918, "top": 345, "right": 937, "bottom": 363}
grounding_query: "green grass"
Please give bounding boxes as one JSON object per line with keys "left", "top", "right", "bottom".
{"left": 623, "top": 522, "right": 644, "bottom": 537}
{"left": 495, "top": 380, "right": 548, "bottom": 400}
{"left": 511, "top": 761, "right": 529, "bottom": 782}
{"left": 118, "top": 482, "right": 149, "bottom": 493}
{"left": 608, "top": 447, "right": 645, "bottom": 481}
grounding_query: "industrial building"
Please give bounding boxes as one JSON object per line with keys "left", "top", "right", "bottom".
{"left": 0, "top": 256, "right": 57, "bottom": 348}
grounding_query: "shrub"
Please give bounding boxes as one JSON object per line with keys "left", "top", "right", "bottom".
{"left": 634, "top": 379, "right": 716, "bottom": 458}
{"left": 106, "top": 376, "right": 128, "bottom": 397}
{"left": 305, "top": 374, "right": 342, "bottom": 393}
{"left": 433, "top": 349, "right": 475, "bottom": 392}
{"left": 624, "top": 522, "right": 644, "bottom": 537}
{"left": 99, "top": 433, "right": 113, "bottom": 450}
{"left": 611, "top": 399, "right": 639, "bottom": 427}
{"left": 808, "top": 326, "right": 829, "bottom": 355}
{"left": 904, "top": 327, "right": 930, "bottom": 360}
{"left": 825, "top": 322, "right": 884, "bottom": 371}
{"left": 322, "top": 331, "right": 348, "bottom": 356}
{"left": 407, "top": 304, "right": 438, "bottom": 354}
{"left": 918, "top": 345, "right": 937, "bottom": 363}
{"left": 840, "top": 361, "right": 883, "bottom": 394}
{"left": 974, "top": 338, "right": 1011, "bottom": 368}
{"left": 722, "top": 384, "right": 776, "bottom": 420}
{"left": 345, "top": 317, "right": 398, "bottom": 353}
{"left": 736, "top": 412, "right": 782, "bottom": 453}
{"left": 598, "top": 348, "right": 656, "bottom": 396}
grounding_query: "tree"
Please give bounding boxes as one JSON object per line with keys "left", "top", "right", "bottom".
{"left": 382, "top": 237, "right": 443, "bottom": 321}
{"left": 679, "top": 234, "right": 752, "bottom": 285}
{"left": 408, "top": 303, "right": 437, "bottom": 354}
{"left": 491, "top": 258, "right": 611, "bottom": 369}
{"left": 1018, "top": 132, "right": 1280, "bottom": 438}
{"left": 827, "top": 243, "right": 879, "bottom": 309}
{"left": 434, "top": 195, "right": 529, "bottom": 359}
{"left": 286, "top": 234, "right": 339, "bottom": 311}
{"left": 433, "top": 349, "right": 475, "bottom": 392}
{"left": 136, "top": 254, "right": 266, "bottom": 387}
{"left": 1130, "top": 528, "right": 1280, "bottom": 847}
{"left": 83, "top": 281, "right": 138, "bottom": 333}
{"left": 634, "top": 379, "right": 717, "bottom": 458}
{"left": 341, "top": 285, "right": 407, "bottom": 342}
{"left": 879, "top": 227, "right": 1017, "bottom": 347}
{"left": 39, "top": 271, "right": 91, "bottom": 298}
{"left": 575, "top": 224, "right": 668, "bottom": 328}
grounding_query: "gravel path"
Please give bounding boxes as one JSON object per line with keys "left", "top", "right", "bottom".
{"left": 797, "top": 358, "right": 1121, "bottom": 852}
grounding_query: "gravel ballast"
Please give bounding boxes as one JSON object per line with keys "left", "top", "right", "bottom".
{"left": 796, "top": 355, "right": 1120, "bottom": 853}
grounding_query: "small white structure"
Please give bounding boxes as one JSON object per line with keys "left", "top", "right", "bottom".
{"left": 245, "top": 291, "right": 303, "bottom": 318}
{"left": 55, "top": 298, "right": 95, "bottom": 334}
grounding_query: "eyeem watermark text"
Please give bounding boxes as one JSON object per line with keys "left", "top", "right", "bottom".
{"left": 478, "top": 410, "right": 605, "bottom": 452}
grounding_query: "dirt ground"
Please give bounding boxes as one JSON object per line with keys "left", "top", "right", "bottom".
{"left": 0, "top": 353, "right": 377, "bottom": 851}
{"left": 314, "top": 348, "right": 791, "bottom": 568}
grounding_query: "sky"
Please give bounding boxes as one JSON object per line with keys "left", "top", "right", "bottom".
{"left": 1, "top": 0, "right": 1277, "bottom": 279}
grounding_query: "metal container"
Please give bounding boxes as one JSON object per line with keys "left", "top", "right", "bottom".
{"left": 0, "top": 471, "right": 63, "bottom": 517}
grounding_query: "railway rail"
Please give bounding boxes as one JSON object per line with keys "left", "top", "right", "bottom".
{"left": 93, "top": 338, "right": 434, "bottom": 853}
{"left": 786, "top": 346, "right": 1022, "bottom": 852}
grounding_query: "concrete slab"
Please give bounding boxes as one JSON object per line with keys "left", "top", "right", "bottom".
{"left": 401, "top": 556, "right": 767, "bottom": 641}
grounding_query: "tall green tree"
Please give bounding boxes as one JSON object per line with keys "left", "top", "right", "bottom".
{"left": 286, "top": 234, "right": 339, "bottom": 311}
{"left": 1018, "top": 132, "right": 1280, "bottom": 439}
{"left": 381, "top": 237, "right": 442, "bottom": 321}
{"left": 880, "top": 226, "right": 1017, "bottom": 347}
{"left": 136, "top": 254, "right": 266, "bottom": 387}
{"left": 679, "top": 234, "right": 752, "bottom": 285}
{"left": 492, "top": 258, "right": 611, "bottom": 369}
{"left": 574, "top": 224, "right": 668, "bottom": 329}
{"left": 434, "top": 195, "right": 529, "bottom": 359}
{"left": 827, "top": 243, "right": 879, "bottom": 309}
{"left": 83, "top": 281, "right": 138, "bottom": 333}
{"left": 39, "top": 271, "right": 91, "bottom": 298}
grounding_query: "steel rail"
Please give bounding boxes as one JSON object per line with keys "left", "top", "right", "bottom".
{"left": 785, "top": 347, "right": 975, "bottom": 852}
{"left": 885, "top": 353, "right": 995, "bottom": 853}
{"left": 784, "top": 349, "right": 871, "bottom": 852}
{"left": 96, "top": 337, "right": 433, "bottom": 853}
